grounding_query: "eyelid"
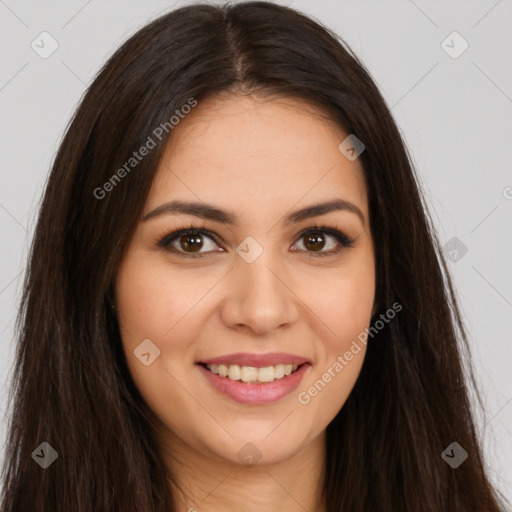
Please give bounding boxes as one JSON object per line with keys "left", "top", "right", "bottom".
{"left": 157, "top": 224, "right": 354, "bottom": 257}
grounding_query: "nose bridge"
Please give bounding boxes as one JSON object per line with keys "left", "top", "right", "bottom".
{"left": 221, "top": 240, "right": 299, "bottom": 333}
{"left": 241, "top": 249, "right": 283, "bottom": 297}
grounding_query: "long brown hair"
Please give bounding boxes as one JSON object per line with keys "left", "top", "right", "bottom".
{"left": 1, "top": 2, "right": 507, "bottom": 510}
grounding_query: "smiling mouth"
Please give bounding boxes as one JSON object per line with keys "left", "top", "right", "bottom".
{"left": 198, "top": 362, "right": 306, "bottom": 384}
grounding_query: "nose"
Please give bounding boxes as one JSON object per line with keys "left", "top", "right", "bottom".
{"left": 220, "top": 252, "right": 300, "bottom": 335}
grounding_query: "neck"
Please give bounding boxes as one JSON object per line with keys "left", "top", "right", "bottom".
{"left": 162, "top": 431, "right": 327, "bottom": 512}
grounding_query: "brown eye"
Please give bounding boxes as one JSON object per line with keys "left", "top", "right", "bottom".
{"left": 158, "top": 228, "right": 220, "bottom": 256}
{"left": 294, "top": 230, "right": 339, "bottom": 254}
{"left": 292, "top": 226, "right": 354, "bottom": 257}
{"left": 303, "top": 232, "right": 327, "bottom": 252}
{"left": 178, "top": 233, "right": 205, "bottom": 253}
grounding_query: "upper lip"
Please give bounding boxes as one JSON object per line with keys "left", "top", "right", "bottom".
{"left": 197, "top": 352, "right": 311, "bottom": 368}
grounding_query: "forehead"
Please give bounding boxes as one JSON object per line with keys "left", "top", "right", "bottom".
{"left": 147, "top": 94, "right": 369, "bottom": 227}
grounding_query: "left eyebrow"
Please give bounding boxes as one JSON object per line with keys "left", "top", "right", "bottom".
{"left": 142, "top": 198, "right": 365, "bottom": 226}
{"left": 282, "top": 198, "right": 365, "bottom": 226}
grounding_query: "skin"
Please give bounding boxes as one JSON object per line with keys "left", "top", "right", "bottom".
{"left": 115, "top": 94, "right": 376, "bottom": 512}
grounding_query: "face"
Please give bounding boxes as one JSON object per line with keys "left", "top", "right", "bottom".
{"left": 115, "top": 94, "right": 376, "bottom": 468}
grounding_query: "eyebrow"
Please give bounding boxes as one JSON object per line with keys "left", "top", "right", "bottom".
{"left": 142, "top": 198, "right": 365, "bottom": 226}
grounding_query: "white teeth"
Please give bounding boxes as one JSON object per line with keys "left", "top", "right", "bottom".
{"left": 274, "top": 364, "right": 285, "bottom": 379}
{"left": 257, "top": 366, "right": 275, "bottom": 383}
{"left": 241, "top": 366, "right": 258, "bottom": 383}
{"left": 205, "top": 363, "right": 301, "bottom": 383}
{"left": 228, "top": 365, "right": 241, "bottom": 381}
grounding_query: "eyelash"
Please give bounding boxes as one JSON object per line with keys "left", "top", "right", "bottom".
{"left": 156, "top": 222, "right": 354, "bottom": 259}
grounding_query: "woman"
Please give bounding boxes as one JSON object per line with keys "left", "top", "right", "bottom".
{"left": 0, "top": 2, "right": 507, "bottom": 511}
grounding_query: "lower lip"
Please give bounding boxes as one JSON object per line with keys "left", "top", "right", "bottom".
{"left": 196, "top": 363, "right": 310, "bottom": 405}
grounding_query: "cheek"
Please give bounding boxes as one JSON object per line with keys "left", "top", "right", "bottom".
{"left": 295, "top": 278, "right": 373, "bottom": 430}
{"left": 296, "top": 255, "right": 374, "bottom": 414}
{"left": 115, "top": 263, "right": 166, "bottom": 348}
{"left": 114, "top": 254, "right": 204, "bottom": 426}
{"left": 306, "top": 257, "right": 375, "bottom": 352}
{"left": 331, "top": 280, "right": 374, "bottom": 346}
{"left": 115, "top": 252, "right": 206, "bottom": 348}
{"left": 114, "top": 252, "right": 221, "bottom": 404}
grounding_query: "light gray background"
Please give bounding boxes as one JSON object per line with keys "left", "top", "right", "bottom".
{"left": 1, "top": 0, "right": 511, "bottom": 503}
